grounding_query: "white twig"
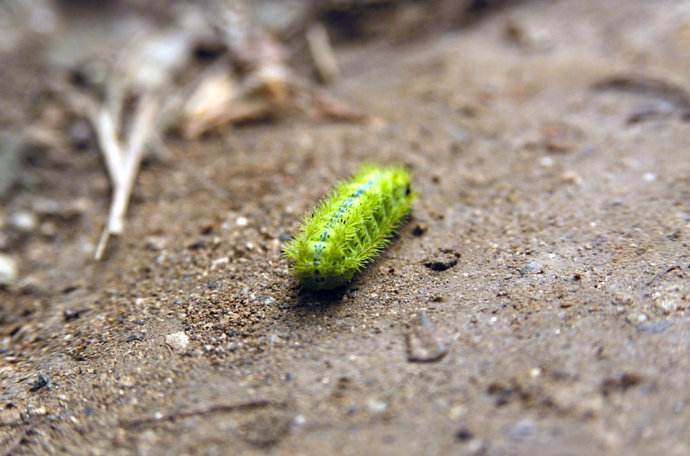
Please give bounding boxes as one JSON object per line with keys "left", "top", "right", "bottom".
{"left": 96, "top": 105, "right": 124, "bottom": 187}
{"left": 306, "top": 23, "right": 339, "bottom": 83}
{"left": 112, "top": 94, "right": 157, "bottom": 236}
{"left": 94, "top": 94, "right": 158, "bottom": 260}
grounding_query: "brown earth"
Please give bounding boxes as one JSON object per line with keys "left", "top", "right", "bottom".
{"left": 1, "top": 1, "right": 689, "bottom": 455}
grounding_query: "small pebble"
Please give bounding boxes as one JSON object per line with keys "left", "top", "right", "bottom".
{"left": 367, "top": 399, "right": 387, "bottom": 414}
{"left": 465, "top": 438, "right": 486, "bottom": 455}
{"left": 406, "top": 311, "right": 448, "bottom": 363}
{"left": 9, "top": 210, "right": 37, "bottom": 232}
{"left": 211, "top": 257, "right": 229, "bottom": 269}
{"left": 654, "top": 297, "right": 677, "bottom": 314}
{"left": 31, "top": 406, "right": 48, "bottom": 416}
{"left": 642, "top": 172, "right": 656, "bottom": 182}
{"left": 165, "top": 331, "right": 190, "bottom": 353}
{"left": 560, "top": 170, "right": 582, "bottom": 185}
{"left": 63, "top": 308, "right": 87, "bottom": 322}
{"left": 32, "top": 198, "right": 87, "bottom": 220}
{"left": 539, "top": 156, "right": 554, "bottom": 167}
{"left": 0, "top": 254, "right": 18, "bottom": 286}
{"left": 29, "top": 374, "right": 50, "bottom": 393}
{"left": 145, "top": 236, "right": 167, "bottom": 251}
{"left": 522, "top": 261, "right": 543, "bottom": 274}
{"left": 119, "top": 376, "right": 136, "bottom": 387}
{"left": 626, "top": 312, "right": 648, "bottom": 324}
{"left": 510, "top": 418, "right": 536, "bottom": 442}
{"left": 0, "top": 407, "right": 21, "bottom": 425}
{"left": 653, "top": 287, "right": 681, "bottom": 314}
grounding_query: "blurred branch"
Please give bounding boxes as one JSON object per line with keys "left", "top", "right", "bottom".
{"left": 95, "top": 93, "right": 159, "bottom": 260}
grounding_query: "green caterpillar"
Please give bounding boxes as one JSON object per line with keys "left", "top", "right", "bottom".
{"left": 284, "top": 165, "right": 415, "bottom": 290}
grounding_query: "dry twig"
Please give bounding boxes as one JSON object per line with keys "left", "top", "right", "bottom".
{"left": 94, "top": 93, "right": 159, "bottom": 260}
{"left": 58, "top": 75, "right": 160, "bottom": 260}
{"left": 306, "top": 23, "right": 339, "bottom": 83}
{"left": 119, "top": 399, "right": 282, "bottom": 429}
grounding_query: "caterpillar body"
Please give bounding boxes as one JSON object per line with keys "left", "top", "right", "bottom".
{"left": 284, "top": 165, "right": 415, "bottom": 290}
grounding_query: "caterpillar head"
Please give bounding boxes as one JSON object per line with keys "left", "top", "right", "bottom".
{"left": 284, "top": 238, "right": 351, "bottom": 289}
{"left": 292, "top": 241, "right": 352, "bottom": 290}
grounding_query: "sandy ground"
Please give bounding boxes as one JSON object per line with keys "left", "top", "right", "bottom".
{"left": 1, "top": 1, "right": 690, "bottom": 455}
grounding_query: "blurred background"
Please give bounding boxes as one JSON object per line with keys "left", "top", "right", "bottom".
{"left": 1, "top": 1, "right": 689, "bottom": 455}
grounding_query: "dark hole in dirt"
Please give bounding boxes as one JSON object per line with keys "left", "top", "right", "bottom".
{"left": 423, "top": 249, "right": 460, "bottom": 271}
{"left": 455, "top": 427, "right": 474, "bottom": 442}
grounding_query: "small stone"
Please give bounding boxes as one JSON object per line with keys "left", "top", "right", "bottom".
{"left": 63, "top": 308, "right": 87, "bottom": 322}
{"left": 642, "top": 172, "right": 656, "bottom": 182}
{"left": 626, "top": 312, "right": 648, "bottom": 324}
{"left": 119, "top": 376, "right": 136, "bottom": 387}
{"left": 654, "top": 297, "right": 678, "bottom": 313}
{"left": 31, "top": 406, "right": 47, "bottom": 416}
{"left": 187, "top": 239, "right": 206, "bottom": 250}
{"left": 32, "top": 198, "right": 87, "bottom": 220}
{"left": 40, "top": 221, "right": 57, "bottom": 237}
{"left": 0, "top": 254, "right": 18, "bottom": 286}
{"left": 211, "top": 257, "right": 229, "bottom": 269}
{"left": 423, "top": 249, "right": 460, "bottom": 271}
{"left": 145, "top": 236, "right": 167, "bottom": 251}
{"left": 127, "top": 332, "right": 145, "bottom": 343}
{"left": 406, "top": 311, "right": 448, "bottom": 363}
{"left": 653, "top": 286, "right": 682, "bottom": 314}
{"left": 0, "top": 407, "right": 21, "bottom": 425}
{"left": 448, "top": 404, "right": 466, "bottom": 420}
{"left": 165, "top": 331, "right": 190, "bottom": 353}
{"left": 236, "top": 216, "right": 248, "bottom": 227}
{"left": 29, "top": 374, "right": 50, "bottom": 393}
{"left": 9, "top": 210, "right": 37, "bottom": 232}
{"left": 522, "top": 261, "right": 543, "bottom": 274}
{"left": 366, "top": 399, "right": 387, "bottom": 414}
{"left": 539, "top": 156, "right": 554, "bottom": 167}
{"left": 465, "top": 438, "right": 486, "bottom": 455}
{"left": 560, "top": 170, "right": 582, "bottom": 186}
{"left": 510, "top": 418, "right": 536, "bottom": 442}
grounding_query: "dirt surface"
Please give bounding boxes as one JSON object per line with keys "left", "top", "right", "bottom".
{"left": 2, "top": 1, "right": 690, "bottom": 455}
